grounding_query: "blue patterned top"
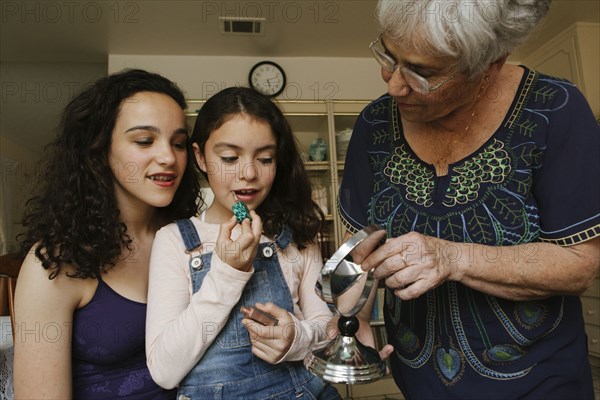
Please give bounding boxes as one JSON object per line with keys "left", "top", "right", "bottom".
{"left": 338, "top": 68, "right": 599, "bottom": 399}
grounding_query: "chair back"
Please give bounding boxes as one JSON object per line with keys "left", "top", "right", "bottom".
{"left": 0, "top": 253, "right": 22, "bottom": 341}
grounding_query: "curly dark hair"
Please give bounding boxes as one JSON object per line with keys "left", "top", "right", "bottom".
{"left": 191, "top": 87, "right": 323, "bottom": 249}
{"left": 18, "top": 69, "right": 200, "bottom": 279}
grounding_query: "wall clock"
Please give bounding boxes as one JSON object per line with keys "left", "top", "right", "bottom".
{"left": 248, "top": 61, "right": 286, "bottom": 98}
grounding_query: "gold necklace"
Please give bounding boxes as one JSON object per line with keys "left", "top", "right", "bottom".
{"left": 463, "top": 75, "right": 489, "bottom": 135}
{"left": 436, "top": 76, "right": 489, "bottom": 176}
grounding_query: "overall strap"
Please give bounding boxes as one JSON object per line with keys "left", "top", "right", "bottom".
{"left": 175, "top": 219, "right": 202, "bottom": 251}
{"left": 274, "top": 226, "right": 293, "bottom": 250}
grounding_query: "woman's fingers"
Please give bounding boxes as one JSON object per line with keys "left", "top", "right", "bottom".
{"left": 373, "top": 252, "right": 409, "bottom": 280}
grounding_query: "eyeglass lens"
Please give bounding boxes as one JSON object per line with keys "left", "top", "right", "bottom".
{"left": 370, "top": 37, "right": 453, "bottom": 94}
{"left": 370, "top": 39, "right": 432, "bottom": 93}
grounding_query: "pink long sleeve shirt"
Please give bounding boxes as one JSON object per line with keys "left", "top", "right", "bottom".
{"left": 146, "top": 217, "right": 333, "bottom": 389}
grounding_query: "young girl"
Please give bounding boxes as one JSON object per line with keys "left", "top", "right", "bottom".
{"left": 14, "top": 69, "right": 200, "bottom": 399}
{"left": 146, "top": 87, "right": 341, "bottom": 399}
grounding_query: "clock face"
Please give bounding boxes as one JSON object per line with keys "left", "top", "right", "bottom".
{"left": 249, "top": 61, "right": 286, "bottom": 97}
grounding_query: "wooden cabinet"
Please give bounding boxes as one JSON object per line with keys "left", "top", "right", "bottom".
{"left": 275, "top": 100, "right": 372, "bottom": 256}
{"left": 275, "top": 100, "right": 335, "bottom": 257}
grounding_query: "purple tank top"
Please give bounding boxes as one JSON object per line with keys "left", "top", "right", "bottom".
{"left": 72, "top": 277, "right": 175, "bottom": 399}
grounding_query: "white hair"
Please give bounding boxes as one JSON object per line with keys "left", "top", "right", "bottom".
{"left": 376, "top": 0, "right": 552, "bottom": 76}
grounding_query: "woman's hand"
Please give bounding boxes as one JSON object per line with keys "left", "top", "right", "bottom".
{"left": 363, "top": 233, "right": 599, "bottom": 301}
{"left": 362, "top": 232, "right": 458, "bottom": 300}
{"left": 216, "top": 211, "right": 262, "bottom": 272}
{"left": 242, "top": 302, "right": 296, "bottom": 364}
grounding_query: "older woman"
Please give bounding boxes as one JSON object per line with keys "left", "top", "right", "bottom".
{"left": 339, "top": 1, "right": 599, "bottom": 399}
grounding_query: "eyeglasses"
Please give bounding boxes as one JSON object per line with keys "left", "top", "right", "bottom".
{"left": 369, "top": 33, "right": 455, "bottom": 94}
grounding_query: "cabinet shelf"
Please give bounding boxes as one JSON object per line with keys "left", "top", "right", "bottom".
{"left": 304, "top": 161, "right": 330, "bottom": 171}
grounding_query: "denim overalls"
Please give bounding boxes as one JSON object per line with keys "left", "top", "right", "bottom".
{"left": 174, "top": 219, "right": 340, "bottom": 400}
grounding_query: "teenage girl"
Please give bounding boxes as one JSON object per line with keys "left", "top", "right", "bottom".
{"left": 14, "top": 69, "right": 200, "bottom": 399}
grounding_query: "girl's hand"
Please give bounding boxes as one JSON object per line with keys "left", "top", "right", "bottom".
{"left": 242, "top": 302, "right": 296, "bottom": 364}
{"left": 216, "top": 211, "right": 262, "bottom": 272}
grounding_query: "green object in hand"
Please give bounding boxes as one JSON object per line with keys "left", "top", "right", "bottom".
{"left": 232, "top": 200, "right": 252, "bottom": 224}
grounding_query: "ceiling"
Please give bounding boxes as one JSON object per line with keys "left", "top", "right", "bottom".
{"left": 1, "top": 0, "right": 379, "bottom": 62}
{"left": 1, "top": 1, "right": 598, "bottom": 156}
{"left": 1, "top": 0, "right": 598, "bottom": 63}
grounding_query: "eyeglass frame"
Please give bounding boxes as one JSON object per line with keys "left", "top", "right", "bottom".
{"left": 369, "top": 33, "right": 455, "bottom": 94}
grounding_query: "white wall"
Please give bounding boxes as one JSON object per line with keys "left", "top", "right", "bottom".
{"left": 0, "top": 62, "right": 107, "bottom": 155}
{"left": 0, "top": 62, "right": 106, "bottom": 251}
{"left": 109, "top": 55, "right": 387, "bottom": 100}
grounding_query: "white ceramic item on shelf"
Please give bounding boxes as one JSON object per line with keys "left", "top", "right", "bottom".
{"left": 335, "top": 128, "right": 352, "bottom": 160}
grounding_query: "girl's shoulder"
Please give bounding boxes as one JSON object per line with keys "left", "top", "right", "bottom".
{"left": 279, "top": 239, "right": 322, "bottom": 267}
{"left": 156, "top": 215, "right": 220, "bottom": 246}
{"left": 16, "top": 247, "right": 92, "bottom": 314}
